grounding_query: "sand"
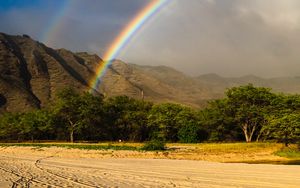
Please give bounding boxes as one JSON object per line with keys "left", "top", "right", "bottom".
{"left": 0, "top": 146, "right": 299, "bottom": 187}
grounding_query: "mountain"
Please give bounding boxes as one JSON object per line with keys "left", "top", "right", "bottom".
{"left": 196, "top": 73, "right": 300, "bottom": 94}
{"left": 0, "top": 33, "right": 102, "bottom": 113}
{"left": 1, "top": 33, "right": 300, "bottom": 113}
{"left": 0, "top": 33, "right": 212, "bottom": 113}
{"left": 128, "top": 64, "right": 218, "bottom": 105}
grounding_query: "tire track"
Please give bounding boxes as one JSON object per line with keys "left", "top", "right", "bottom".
{"left": 35, "top": 156, "right": 99, "bottom": 188}
{"left": 0, "top": 155, "right": 64, "bottom": 188}
{"left": 0, "top": 153, "right": 96, "bottom": 187}
{"left": 1, "top": 149, "right": 300, "bottom": 188}
{"left": 34, "top": 160, "right": 186, "bottom": 187}
{"left": 0, "top": 164, "right": 58, "bottom": 188}
{"left": 11, "top": 176, "right": 32, "bottom": 188}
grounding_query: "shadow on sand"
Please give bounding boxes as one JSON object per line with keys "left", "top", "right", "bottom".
{"left": 229, "top": 160, "right": 300, "bottom": 165}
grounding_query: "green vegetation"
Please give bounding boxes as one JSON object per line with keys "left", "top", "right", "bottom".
{"left": 0, "top": 84, "right": 300, "bottom": 147}
{"left": 225, "top": 85, "right": 276, "bottom": 142}
{"left": 54, "top": 88, "right": 105, "bottom": 142}
{"left": 275, "top": 147, "right": 300, "bottom": 159}
{"left": 3, "top": 142, "right": 299, "bottom": 164}
{"left": 141, "top": 140, "right": 166, "bottom": 151}
{"left": 0, "top": 143, "right": 138, "bottom": 151}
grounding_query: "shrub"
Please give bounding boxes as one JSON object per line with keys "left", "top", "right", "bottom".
{"left": 141, "top": 140, "right": 166, "bottom": 151}
{"left": 178, "top": 124, "right": 208, "bottom": 143}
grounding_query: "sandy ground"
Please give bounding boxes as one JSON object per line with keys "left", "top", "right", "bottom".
{"left": 0, "top": 147, "right": 299, "bottom": 187}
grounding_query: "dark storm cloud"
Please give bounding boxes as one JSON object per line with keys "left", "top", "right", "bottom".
{"left": 0, "top": 0, "right": 149, "bottom": 55}
{"left": 121, "top": 0, "right": 300, "bottom": 77}
{"left": 0, "top": 4, "right": 51, "bottom": 40}
{"left": 1, "top": 0, "right": 300, "bottom": 77}
{"left": 51, "top": 0, "right": 151, "bottom": 55}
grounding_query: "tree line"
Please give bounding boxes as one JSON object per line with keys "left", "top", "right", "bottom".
{"left": 0, "top": 84, "right": 299, "bottom": 145}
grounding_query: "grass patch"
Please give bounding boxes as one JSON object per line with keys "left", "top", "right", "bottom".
{"left": 0, "top": 143, "right": 138, "bottom": 151}
{"left": 232, "top": 159, "right": 300, "bottom": 165}
{"left": 2, "top": 142, "right": 298, "bottom": 165}
{"left": 167, "top": 142, "right": 282, "bottom": 153}
{"left": 274, "top": 146, "right": 300, "bottom": 159}
{"left": 0, "top": 142, "right": 280, "bottom": 153}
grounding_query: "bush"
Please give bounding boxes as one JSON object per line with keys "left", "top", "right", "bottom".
{"left": 178, "top": 124, "right": 209, "bottom": 143}
{"left": 141, "top": 140, "right": 166, "bottom": 151}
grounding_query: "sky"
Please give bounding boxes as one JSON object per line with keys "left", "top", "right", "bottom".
{"left": 1, "top": 0, "right": 300, "bottom": 78}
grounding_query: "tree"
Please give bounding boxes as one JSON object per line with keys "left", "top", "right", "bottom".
{"left": 147, "top": 103, "right": 183, "bottom": 141}
{"left": 265, "top": 113, "right": 300, "bottom": 146}
{"left": 125, "top": 100, "right": 153, "bottom": 141}
{"left": 176, "top": 108, "right": 206, "bottom": 143}
{"left": 258, "top": 94, "right": 300, "bottom": 142}
{"left": 0, "top": 94, "right": 6, "bottom": 107}
{"left": 200, "top": 99, "right": 239, "bottom": 141}
{"left": 147, "top": 103, "right": 202, "bottom": 142}
{"left": 281, "top": 94, "right": 300, "bottom": 110}
{"left": 53, "top": 88, "right": 103, "bottom": 142}
{"left": 0, "top": 113, "right": 22, "bottom": 141}
{"left": 104, "top": 96, "right": 153, "bottom": 141}
{"left": 224, "top": 84, "right": 277, "bottom": 142}
{"left": 78, "top": 92, "right": 105, "bottom": 141}
{"left": 19, "top": 110, "right": 53, "bottom": 142}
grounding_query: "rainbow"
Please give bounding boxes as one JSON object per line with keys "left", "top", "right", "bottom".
{"left": 41, "top": 0, "right": 72, "bottom": 47}
{"left": 90, "top": 0, "right": 169, "bottom": 90}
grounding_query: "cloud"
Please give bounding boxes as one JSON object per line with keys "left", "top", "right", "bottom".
{"left": 48, "top": 0, "right": 150, "bottom": 55}
{"left": 1, "top": 0, "right": 300, "bottom": 77}
{"left": 0, "top": 0, "right": 149, "bottom": 56}
{"left": 0, "top": 5, "right": 50, "bottom": 40}
{"left": 120, "top": 0, "right": 300, "bottom": 77}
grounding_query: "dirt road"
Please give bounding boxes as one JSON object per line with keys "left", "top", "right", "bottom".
{"left": 0, "top": 150, "right": 299, "bottom": 188}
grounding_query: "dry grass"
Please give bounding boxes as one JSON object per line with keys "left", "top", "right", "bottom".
{"left": 0, "top": 142, "right": 297, "bottom": 164}
{"left": 163, "top": 142, "right": 284, "bottom": 163}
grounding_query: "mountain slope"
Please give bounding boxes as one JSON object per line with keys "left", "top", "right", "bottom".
{"left": 0, "top": 33, "right": 211, "bottom": 112}
{"left": 1, "top": 33, "right": 300, "bottom": 113}
{"left": 0, "top": 33, "right": 101, "bottom": 112}
{"left": 196, "top": 73, "right": 300, "bottom": 95}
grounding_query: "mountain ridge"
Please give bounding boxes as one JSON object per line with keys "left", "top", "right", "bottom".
{"left": 1, "top": 33, "right": 300, "bottom": 113}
